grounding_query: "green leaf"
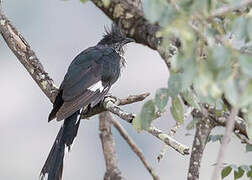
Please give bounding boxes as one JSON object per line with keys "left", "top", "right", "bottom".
{"left": 247, "top": 19, "right": 252, "bottom": 41}
{"left": 140, "top": 100, "right": 156, "bottom": 130}
{"left": 170, "top": 96, "right": 184, "bottom": 124}
{"left": 240, "top": 165, "right": 251, "bottom": 172}
{"left": 132, "top": 115, "right": 142, "bottom": 132}
{"left": 239, "top": 55, "right": 252, "bottom": 78}
{"left": 168, "top": 73, "right": 183, "bottom": 97}
{"left": 212, "top": 45, "right": 230, "bottom": 69}
{"left": 221, "top": 166, "right": 232, "bottom": 179}
{"left": 178, "top": 57, "right": 197, "bottom": 90}
{"left": 155, "top": 88, "right": 169, "bottom": 111}
{"left": 132, "top": 100, "right": 156, "bottom": 132}
{"left": 234, "top": 167, "right": 245, "bottom": 179}
{"left": 142, "top": 0, "right": 178, "bottom": 27}
{"left": 182, "top": 89, "right": 201, "bottom": 110}
{"left": 247, "top": 166, "right": 252, "bottom": 177}
{"left": 224, "top": 78, "right": 239, "bottom": 106}
{"left": 246, "top": 145, "right": 252, "bottom": 152}
{"left": 239, "top": 80, "right": 252, "bottom": 107}
{"left": 232, "top": 17, "right": 248, "bottom": 41}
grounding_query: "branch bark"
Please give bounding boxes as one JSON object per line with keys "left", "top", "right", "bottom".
{"left": 0, "top": 12, "right": 58, "bottom": 103}
{"left": 90, "top": 0, "right": 180, "bottom": 67}
{"left": 187, "top": 118, "right": 214, "bottom": 180}
{"left": 91, "top": 0, "right": 160, "bottom": 50}
{"left": 99, "top": 112, "right": 124, "bottom": 180}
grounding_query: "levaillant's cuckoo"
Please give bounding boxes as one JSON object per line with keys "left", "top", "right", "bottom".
{"left": 40, "top": 24, "right": 134, "bottom": 180}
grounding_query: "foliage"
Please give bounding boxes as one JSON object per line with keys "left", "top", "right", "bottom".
{"left": 138, "top": 0, "right": 252, "bottom": 135}
{"left": 139, "top": 0, "right": 252, "bottom": 178}
{"left": 221, "top": 164, "right": 252, "bottom": 179}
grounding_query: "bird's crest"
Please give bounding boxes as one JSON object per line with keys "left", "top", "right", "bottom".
{"left": 98, "top": 24, "right": 126, "bottom": 45}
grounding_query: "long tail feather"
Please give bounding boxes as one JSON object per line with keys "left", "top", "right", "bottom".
{"left": 40, "top": 111, "right": 80, "bottom": 180}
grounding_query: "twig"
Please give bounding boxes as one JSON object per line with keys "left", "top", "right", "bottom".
{"left": 157, "top": 123, "right": 181, "bottom": 162}
{"left": 99, "top": 112, "right": 124, "bottom": 180}
{"left": 211, "top": 107, "right": 239, "bottom": 180}
{"left": 118, "top": 93, "right": 150, "bottom": 106}
{"left": 157, "top": 107, "right": 193, "bottom": 161}
{"left": 103, "top": 96, "right": 136, "bottom": 123}
{"left": 93, "top": 96, "right": 190, "bottom": 155}
{"left": 213, "top": 111, "right": 248, "bottom": 138}
{"left": 149, "top": 126, "right": 190, "bottom": 155}
{"left": 208, "top": 0, "right": 252, "bottom": 19}
{"left": 112, "top": 118, "right": 159, "bottom": 180}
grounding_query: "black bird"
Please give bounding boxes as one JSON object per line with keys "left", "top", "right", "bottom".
{"left": 40, "top": 24, "right": 134, "bottom": 180}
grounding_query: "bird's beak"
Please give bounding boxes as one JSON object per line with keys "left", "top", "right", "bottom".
{"left": 124, "top": 37, "right": 135, "bottom": 44}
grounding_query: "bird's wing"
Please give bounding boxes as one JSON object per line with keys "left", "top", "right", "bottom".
{"left": 56, "top": 87, "right": 109, "bottom": 121}
{"left": 55, "top": 46, "right": 120, "bottom": 121}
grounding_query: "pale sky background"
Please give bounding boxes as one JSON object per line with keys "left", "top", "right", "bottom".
{"left": 0, "top": 0, "right": 251, "bottom": 180}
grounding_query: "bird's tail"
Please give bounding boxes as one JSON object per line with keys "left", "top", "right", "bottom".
{"left": 40, "top": 111, "right": 80, "bottom": 180}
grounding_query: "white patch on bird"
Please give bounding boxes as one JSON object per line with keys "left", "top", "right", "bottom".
{"left": 87, "top": 81, "right": 104, "bottom": 92}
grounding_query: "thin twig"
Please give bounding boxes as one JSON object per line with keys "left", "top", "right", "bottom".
{"left": 157, "top": 107, "right": 193, "bottom": 161}
{"left": 211, "top": 107, "right": 239, "bottom": 180}
{"left": 112, "top": 119, "right": 159, "bottom": 180}
{"left": 149, "top": 126, "right": 190, "bottom": 155}
{"left": 118, "top": 93, "right": 150, "bottom": 106}
{"left": 99, "top": 112, "right": 124, "bottom": 180}
{"left": 103, "top": 96, "right": 136, "bottom": 123}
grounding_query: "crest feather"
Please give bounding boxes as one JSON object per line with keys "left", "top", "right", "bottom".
{"left": 98, "top": 23, "right": 126, "bottom": 45}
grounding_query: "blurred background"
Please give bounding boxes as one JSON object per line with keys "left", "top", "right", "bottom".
{"left": 0, "top": 0, "right": 251, "bottom": 179}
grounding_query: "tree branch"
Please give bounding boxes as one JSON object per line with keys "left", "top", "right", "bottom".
{"left": 91, "top": 0, "right": 160, "bottom": 50}
{"left": 0, "top": 11, "right": 58, "bottom": 103}
{"left": 148, "top": 126, "right": 190, "bottom": 155}
{"left": 187, "top": 117, "right": 214, "bottom": 180}
{"left": 112, "top": 118, "right": 159, "bottom": 180}
{"left": 157, "top": 107, "right": 193, "bottom": 162}
{"left": 211, "top": 107, "right": 239, "bottom": 180}
{"left": 90, "top": 0, "right": 181, "bottom": 68}
{"left": 82, "top": 94, "right": 190, "bottom": 156}
{"left": 99, "top": 112, "right": 124, "bottom": 180}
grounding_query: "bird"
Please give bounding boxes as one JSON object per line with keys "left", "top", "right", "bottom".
{"left": 40, "top": 24, "right": 134, "bottom": 180}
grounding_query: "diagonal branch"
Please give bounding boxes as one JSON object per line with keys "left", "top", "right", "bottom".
{"left": 99, "top": 112, "right": 124, "bottom": 180}
{"left": 0, "top": 12, "right": 58, "bottom": 102}
{"left": 83, "top": 94, "right": 190, "bottom": 156}
{"left": 211, "top": 107, "right": 239, "bottom": 180}
{"left": 112, "top": 118, "right": 159, "bottom": 180}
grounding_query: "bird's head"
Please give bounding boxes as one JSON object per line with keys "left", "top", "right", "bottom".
{"left": 98, "top": 24, "right": 135, "bottom": 51}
